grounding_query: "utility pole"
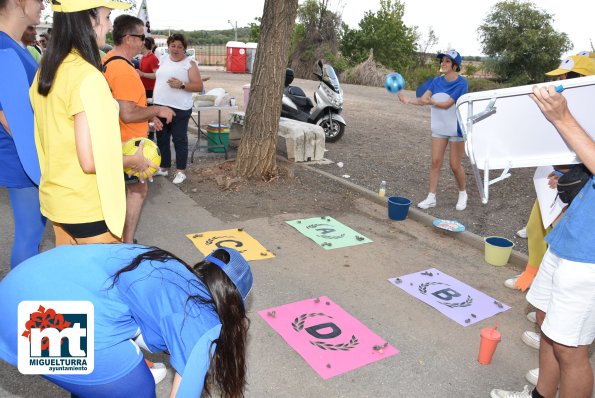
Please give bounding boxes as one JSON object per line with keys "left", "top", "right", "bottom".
{"left": 228, "top": 20, "right": 238, "bottom": 41}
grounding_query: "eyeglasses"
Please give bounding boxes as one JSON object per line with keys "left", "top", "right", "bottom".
{"left": 127, "top": 34, "right": 145, "bottom": 41}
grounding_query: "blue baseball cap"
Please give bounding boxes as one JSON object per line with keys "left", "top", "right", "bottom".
{"left": 206, "top": 248, "right": 253, "bottom": 303}
{"left": 437, "top": 49, "right": 462, "bottom": 67}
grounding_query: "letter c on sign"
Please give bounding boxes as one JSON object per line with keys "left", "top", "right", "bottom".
{"left": 215, "top": 240, "right": 243, "bottom": 248}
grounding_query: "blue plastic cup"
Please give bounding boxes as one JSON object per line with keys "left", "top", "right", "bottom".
{"left": 388, "top": 196, "right": 411, "bottom": 221}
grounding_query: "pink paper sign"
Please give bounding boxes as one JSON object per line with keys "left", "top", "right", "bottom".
{"left": 258, "top": 296, "right": 399, "bottom": 379}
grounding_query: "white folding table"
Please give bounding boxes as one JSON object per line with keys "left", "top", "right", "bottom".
{"left": 456, "top": 75, "right": 595, "bottom": 203}
{"left": 190, "top": 104, "right": 238, "bottom": 162}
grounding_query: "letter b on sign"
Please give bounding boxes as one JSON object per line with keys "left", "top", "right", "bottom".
{"left": 432, "top": 288, "right": 461, "bottom": 301}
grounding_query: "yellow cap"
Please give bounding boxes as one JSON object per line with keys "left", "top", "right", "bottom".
{"left": 51, "top": 0, "right": 132, "bottom": 13}
{"left": 577, "top": 51, "right": 595, "bottom": 59}
{"left": 545, "top": 55, "right": 595, "bottom": 77}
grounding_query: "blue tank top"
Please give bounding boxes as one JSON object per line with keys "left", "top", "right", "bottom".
{"left": 0, "top": 31, "right": 38, "bottom": 188}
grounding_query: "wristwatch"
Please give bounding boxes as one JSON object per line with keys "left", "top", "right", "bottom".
{"left": 180, "top": 83, "right": 186, "bottom": 90}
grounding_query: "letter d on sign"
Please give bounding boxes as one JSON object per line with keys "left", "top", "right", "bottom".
{"left": 432, "top": 288, "right": 461, "bottom": 301}
{"left": 305, "top": 322, "right": 342, "bottom": 339}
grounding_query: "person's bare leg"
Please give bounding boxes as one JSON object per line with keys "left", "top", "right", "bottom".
{"left": 536, "top": 330, "right": 560, "bottom": 398}
{"left": 123, "top": 182, "right": 148, "bottom": 243}
{"left": 449, "top": 141, "right": 466, "bottom": 191}
{"left": 429, "top": 137, "right": 448, "bottom": 193}
{"left": 554, "top": 343, "right": 592, "bottom": 398}
{"left": 52, "top": 223, "right": 75, "bottom": 246}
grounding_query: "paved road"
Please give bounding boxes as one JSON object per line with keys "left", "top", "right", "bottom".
{"left": 3, "top": 172, "right": 587, "bottom": 397}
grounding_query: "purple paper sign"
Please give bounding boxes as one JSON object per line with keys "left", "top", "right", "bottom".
{"left": 388, "top": 268, "right": 510, "bottom": 327}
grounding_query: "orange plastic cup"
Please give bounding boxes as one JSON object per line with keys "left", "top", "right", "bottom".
{"left": 478, "top": 327, "right": 501, "bottom": 365}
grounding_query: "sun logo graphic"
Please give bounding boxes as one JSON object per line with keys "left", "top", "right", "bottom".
{"left": 18, "top": 301, "right": 94, "bottom": 374}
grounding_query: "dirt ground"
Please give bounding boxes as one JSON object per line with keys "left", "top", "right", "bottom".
{"left": 178, "top": 67, "right": 535, "bottom": 254}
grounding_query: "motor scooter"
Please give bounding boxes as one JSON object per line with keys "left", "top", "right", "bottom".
{"left": 281, "top": 60, "right": 346, "bottom": 142}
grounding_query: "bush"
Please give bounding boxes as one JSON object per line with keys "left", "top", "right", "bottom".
{"left": 339, "top": 51, "right": 390, "bottom": 87}
{"left": 467, "top": 78, "right": 509, "bottom": 93}
{"left": 322, "top": 50, "right": 349, "bottom": 75}
{"left": 401, "top": 65, "right": 438, "bottom": 92}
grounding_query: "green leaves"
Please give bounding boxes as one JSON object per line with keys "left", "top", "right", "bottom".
{"left": 477, "top": 0, "right": 572, "bottom": 84}
{"left": 340, "top": 0, "right": 417, "bottom": 72}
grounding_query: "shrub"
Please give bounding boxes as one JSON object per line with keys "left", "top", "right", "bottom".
{"left": 467, "top": 78, "right": 509, "bottom": 92}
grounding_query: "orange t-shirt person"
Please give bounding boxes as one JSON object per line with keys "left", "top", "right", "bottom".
{"left": 102, "top": 51, "right": 148, "bottom": 142}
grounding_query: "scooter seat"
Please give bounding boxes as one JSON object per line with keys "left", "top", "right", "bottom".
{"left": 286, "top": 86, "right": 313, "bottom": 112}
{"left": 287, "top": 86, "right": 307, "bottom": 97}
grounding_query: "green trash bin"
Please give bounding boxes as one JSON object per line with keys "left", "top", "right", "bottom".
{"left": 206, "top": 123, "right": 230, "bottom": 153}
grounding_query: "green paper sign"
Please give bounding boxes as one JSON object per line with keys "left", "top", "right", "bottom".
{"left": 286, "top": 216, "right": 373, "bottom": 250}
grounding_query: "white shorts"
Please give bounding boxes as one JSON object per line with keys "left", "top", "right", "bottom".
{"left": 527, "top": 248, "right": 595, "bottom": 346}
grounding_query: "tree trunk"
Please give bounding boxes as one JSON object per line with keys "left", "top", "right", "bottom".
{"left": 235, "top": 0, "right": 298, "bottom": 179}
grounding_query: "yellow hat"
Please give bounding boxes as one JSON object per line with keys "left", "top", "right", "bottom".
{"left": 51, "top": 0, "right": 132, "bottom": 13}
{"left": 545, "top": 55, "right": 595, "bottom": 77}
{"left": 577, "top": 50, "right": 595, "bottom": 59}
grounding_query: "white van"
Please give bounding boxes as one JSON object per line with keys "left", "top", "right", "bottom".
{"left": 155, "top": 46, "right": 195, "bottom": 60}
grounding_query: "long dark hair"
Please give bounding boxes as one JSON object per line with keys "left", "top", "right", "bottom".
{"left": 37, "top": 9, "right": 101, "bottom": 96}
{"left": 111, "top": 247, "right": 248, "bottom": 398}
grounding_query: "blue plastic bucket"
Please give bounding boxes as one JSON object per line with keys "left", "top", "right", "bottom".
{"left": 484, "top": 236, "right": 515, "bottom": 266}
{"left": 388, "top": 196, "right": 411, "bottom": 221}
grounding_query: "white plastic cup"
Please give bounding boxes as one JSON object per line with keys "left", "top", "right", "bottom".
{"left": 230, "top": 97, "right": 236, "bottom": 107}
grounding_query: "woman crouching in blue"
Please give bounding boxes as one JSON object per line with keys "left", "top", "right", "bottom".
{"left": 0, "top": 244, "right": 252, "bottom": 398}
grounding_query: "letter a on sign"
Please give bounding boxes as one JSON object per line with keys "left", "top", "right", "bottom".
{"left": 316, "top": 228, "right": 335, "bottom": 235}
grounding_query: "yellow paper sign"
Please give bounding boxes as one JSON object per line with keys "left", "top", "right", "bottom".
{"left": 186, "top": 228, "right": 274, "bottom": 261}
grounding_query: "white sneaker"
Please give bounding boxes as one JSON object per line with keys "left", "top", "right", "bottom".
{"left": 521, "top": 330, "right": 541, "bottom": 350}
{"left": 504, "top": 275, "right": 521, "bottom": 289}
{"left": 455, "top": 191, "right": 467, "bottom": 211}
{"left": 417, "top": 194, "right": 436, "bottom": 209}
{"left": 153, "top": 168, "right": 168, "bottom": 177}
{"left": 490, "top": 385, "right": 532, "bottom": 398}
{"left": 516, "top": 227, "right": 528, "bottom": 239}
{"left": 526, "top": 311, "right": 537, "bottom": 324}
{"left": 149, "top": 362, "right": 167, "bottom": 384}
{"left": 172, "top": 171, "right": 186, "bottom": 184}
{"left": 525, "top": 368, "right": 539, "bottom": 385}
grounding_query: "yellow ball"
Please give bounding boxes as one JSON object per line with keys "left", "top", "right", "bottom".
{"left": 122, "top": 138, "right": 161, "bottom": 178}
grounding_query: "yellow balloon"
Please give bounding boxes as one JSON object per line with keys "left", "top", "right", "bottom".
{"left": 122, "top": 138, "right": 161, "bottom": 178}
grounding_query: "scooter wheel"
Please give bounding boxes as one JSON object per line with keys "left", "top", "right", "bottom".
{"left": 320, "top": 118, "right": 345, "bottom": 143}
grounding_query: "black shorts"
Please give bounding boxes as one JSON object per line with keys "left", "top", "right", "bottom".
{"left": 124, "top": 172, "right": 140, "bottom": 184}
{"left": 60, "top": 220, "right": 109, "bottom": 238}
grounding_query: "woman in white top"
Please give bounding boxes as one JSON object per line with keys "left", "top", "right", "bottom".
{"left": 153, "top": 33, "right": 202, "bottom": 184}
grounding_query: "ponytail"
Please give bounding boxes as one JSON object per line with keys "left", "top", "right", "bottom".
{"left": 193, "top": 250, "right": 248, "bottom": 398}
{"left": 37, "top": 9, "right": 101, "bottom": 96}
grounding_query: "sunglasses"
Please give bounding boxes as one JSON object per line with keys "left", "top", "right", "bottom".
{"left": 127, "top": 34, "right": 146, "bottom": 41}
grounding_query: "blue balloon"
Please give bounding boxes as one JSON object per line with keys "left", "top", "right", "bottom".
{"left": 385, "top": 72, "right": 405, "bottom": 94}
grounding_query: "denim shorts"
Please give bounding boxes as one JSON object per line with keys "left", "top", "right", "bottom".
{"left": 431, "top": 133, "right": 464, "bottom": 142}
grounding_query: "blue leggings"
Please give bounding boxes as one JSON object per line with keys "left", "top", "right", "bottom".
{"left": 46, "top": 359, "right": 155, "bottom": 398}
{"left": 7, "top": 186, "right": 46, "bottom": 268}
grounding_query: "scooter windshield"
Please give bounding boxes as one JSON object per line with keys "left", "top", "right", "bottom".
{"left": 322, "top": 64, "right": 341, "bottom": 93}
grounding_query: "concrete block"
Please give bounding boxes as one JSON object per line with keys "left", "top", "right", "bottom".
{"left": 278, "top": 117, "right": 325, "bottom": 162}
